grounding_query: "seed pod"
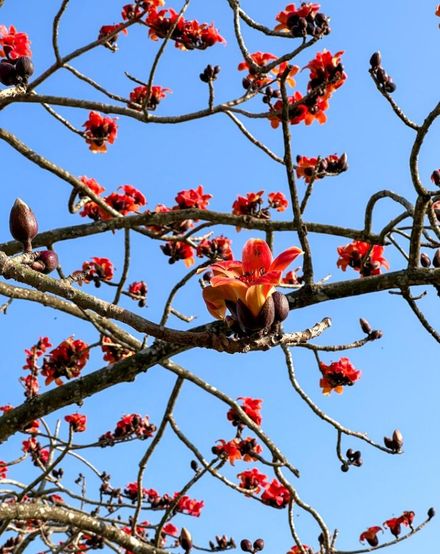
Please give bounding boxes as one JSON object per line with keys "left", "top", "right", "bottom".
{"left": 179, "top": 528, "right": 192, "bottom": 553}
{"left": 0, "top": 61, "right": 18, "bottom": 86}
{"left": 338, "top": 152, "right": 349, "bottom": 172}
{"left": 272, "top": 291, "right": 289, "bottom": 323}
{"left": 253, "top": 539, "right": 265, "bottom": 551}
{"left": 359, "top": 318, "right": 372, "bottom": 334}
{"left": 15, "top": 56, "right": 34, "bottom": 80}
{"left": 190, "top": 460, "right": 198, "bottom": 472}
{"left": 420, "top": 253, "right": 431, "bottom": 267}
{"left": 9, "top": 198, "right": 38, "bottom": 252}
{"left": 31, "top": 250, "right": 59, "bottom": 274}
{"left": 240, "top": 539, "right": 253, "bottom": 552}
{"left": 369, "top": 51, "right": 382, "bottom": 68}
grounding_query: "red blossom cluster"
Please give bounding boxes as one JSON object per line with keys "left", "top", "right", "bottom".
{"left": 99, "top": 413, "right": 156, "bottom": 446}
{"left": 175, "top": 185, "right": 213, "bottom": 210}
{"left": 147, "top": 8, "right": 225, "bottom": 51}
{"left": 232, "top": 190, "right": 289, "bottom": 219}
{"left": 65, "top": 413, "right": 87, "bottom": 433}
{"left": 360, "top": 511, "right": 415, "bottom": 546}
{"left": 227, "top": 397, "right": 263, "bottom": 427}
{"left": 238, "top": 51, "right": 299, "bottom": 91}
{"left": 120, "top": 521, "right": 178, "bottom": 552}
{"left": 337, "top": 240, "right": 389, "bottom": 277}
{"left": 127, "top": 280, "right": 148, "bottom": 307}
{"left": 196, "top": 236, "right": 233, "bottom": 262}
{"left": 81, "top": 257, "right": 114, "bottom": 285}
{"left": 160, "top": 241, "right": 195, "bottom": 267}
{"left": 275, "top": 3, "right": 330, "bottom": 38}
{"left": 287, "top": 546, "right": 311, "bottom": 554}
{"left": 22, "top": 437, "right": 49, "bottom": 467}
{"left": 212, "top": 437, "right": 262, "bottom": 465}
{"left": 296, "top": 153, "right": 348, "bottom": 183}
{"left": 319, "top": 357, "right": 361, "bottom": 395}
{"left": 80, "top": 182, "right": 146, "bottom": 221}
{"left": 261, "top": 478, "right": 291, "bottom": 509}
{"left": 41, "top": 337, "right": 89, "bottom": 386}
{"left": 128, "top": 84, "right": 171, "bottom": 111}
{"left": 0, "top": 24, "right": 31, "bottom": 60}
{"left": 101, "top": 336, "right": 134, "bottom": 363}
{"left": 123, "top": 483, "right": 204, "bottom": 516}
{"left": 121, "top": 1, "right": 165, "bottom": 21}
{"left": 83, "top": 111, "right": 118, "bottom": 153}
{"left": 98, "top": 24, "right": 128, "bottom": 51}
{"left": 237, "top": 468, "right": 267, "bottom": 493}
{"left": 21, "top": 337, "right": 52, "bottom": 399}
{"left": 0, "top": 461, "right": 7, "bottom": 479}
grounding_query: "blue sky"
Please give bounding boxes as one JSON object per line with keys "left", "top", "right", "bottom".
{"left": 0, "top": 1, "right": 439, "bottom": 552}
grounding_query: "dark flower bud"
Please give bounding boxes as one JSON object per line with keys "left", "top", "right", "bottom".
{"left": 431, "top": 170, "right": 440, "bottom": 186}
{"left": 359, "top": 318, "right": 372, "bottom": 334}
{"left": 179, "top": 528, "right": 192, "bottom": 553}
{"left": 368, "top": 329, "right": 383, "bottom": 340}
{"left": 272, "top": 291, "right": 289, "bottom": 323}
{"left": 384, "top": 79, "right": 397, "bottom": 93}
{"left": 240, "top": 539, "right": 253, "bottom": 552}
{"left": 190, "top": 460, "right": 199, "bottom": 472}
{"left": 15, "top": 56, "right": 34, "bottom": 80}
{"left": 242, "top": 77, "right": 251, "bottom": 90}
{"left": 340, "top": 463, "right": 349, "bottom": 472}
{"left": 375, "top": 67, "right": 387, "bottom": 84}
{"left": 420, "top": 253, "right": 431, "bottom": 267}
{"left": 428, "top": 507, "right": 436, "bottom": 520}
{"left": 253, "top": 539, "right": 265, "bottom": 551}
{"left": 352, "top": 456, "right": 363, "bottom": 467}
{"left": 392, "top": 429, "right": 404, "bottom": 449}
{"left": 352, "top": 450, "right": 362, "bottom": 461}
{"left": 369, "top": 51, "right": 382, "bottom": 68}
{"left": 318, "top": 533, "right": 324, "bottom": 546}
{"left": 346, "top": 448, "right": 354, "bottom": 460}
{"left": 338, "top": 152, "right": 349, "bottom": 172}
{"left": 31, "top": 250, "right": 59, "bottom": 274}
{"left": 0, "top": 61, "right": 18, "bottom": 86}
{"left": 237, "top": 296, "right": 275, "bottom": 333}
{"left": 433, "top": 249, "right": 440, "bottom": 268}
{"left": 383, "top": 429, "right": 403, "bottom": 452}
{"left": 366, "top": 535, "right": 379, "bottom": 547}
{"left": 9, "top": 198, "right": 38, "bottom": 252}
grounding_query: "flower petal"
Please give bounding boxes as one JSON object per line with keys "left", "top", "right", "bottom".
{"left": 202, "top": 283, "right": 246, "bottom": 319}
{"left": 245, "top": 284, "right": 274, "bottom": 317}
{"left": 242, "top": 239, "right": 273, "bottom": 274}
{"left": 270, "top": 246, "right": 303, "bottom": 273}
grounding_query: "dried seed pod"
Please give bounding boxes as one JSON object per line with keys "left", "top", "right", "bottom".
{"left": 9, "top": 198, "right": 38, "bottom": 252}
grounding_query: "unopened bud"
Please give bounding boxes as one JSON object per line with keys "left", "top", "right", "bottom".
{"left": 384, "top": 78, "right": 397, "bottom": 93}
{"left": 240, "top": 539, "right": 253, "bottom": 552}
{"left": 338, "top": 152, "right": 348, "bottom": 172}
{"left": 369, "top": 329, "right": 383, "bottom": 340}
{"left": 392, "top": 429, "right": 404, "bottom": 449}
{"left": 359, "top": 318, "right": 372, "bottom": 334}
{"left": 340, "top": 463, "right": 349, "bottom": 472}
{"left": 253, "top": 538, "right": 265, "bottom": 551}
{"left": 31, "top": 250, "right": 59, "bottom": 274}
{"left": 384, "top": 429, "right": 403, "bottom": 452}
{"left": 272, "top": 291, "right": 289, "bottom": 323}
{"left": 237, "top": 296, "right": 275, "bottom": 333}
{"left": 15, "top": 56, "right": 34, "bottom": 80}
{"left": 9, "top": 198, "right": 38, "bottom": 252}
{"left": 428, "top": 507, "right": 436, "bottom": 520}
{"left": 190, "top": 460, "right": 199, "bottom": 472}
{"left": 369, "top": 51, "right": 382, "bottom": 68}
{"left": 0, "top": 61, "right": 18, "bottom": 86}
{"left": 431, "top": 170, "right": 440, "bottom": 186}
{"left": 179, "top": 528, "right": 192, "bottom": 553}
{"left": 420, "top": 253, "right": 431, "bottom": 267}
{"left": 433, "top": 249, "right": 440, "bottom": 268}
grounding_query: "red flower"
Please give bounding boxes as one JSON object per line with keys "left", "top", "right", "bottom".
{"left": 237, "top": 468, "right": 268, "bottom": 493}
{"left": 162, "top": 523, "right": 178, "bottom": 537}
{"left": 41, "top": 338, "right": 89, "bottom": 386}
{"left": 128, "top": 85, "right": 171, "bottom": 111}
{"left": 238, "top": 51, "right": 299, "bottom": 90}
{"left": 269, "top": 91, "right": 309, "bottom": 129}
{"left": 0, "top": 461, "right": 8, "bottom": 479}
{"left": 319, "top": 357, "right": 361, "bottom": 395}
{"left": 287, "top": 546, "right": 311, "bottom": 554}
{"left": 268, "top": 192, "right": 289, "bottom": 212}
{"left": 227, "top": 397, "right": 263, "bottom": 426}
{"left": 23, "top": 337, "right": 52, "bottom": 371}
{"left": 232, "top": 191, "right": 266, "bottom": 217}
{"left": 98, "top": 24, "right": 128, "bottom": 51}
{"left": 337, "top": 240, "right": 389, "bottom": 277}
{"left": 121, "top": 1, "right": 164, "bottom": 20}
{"left": 176, "top": 494, "right": 204, "bottom": 517}
{"left": 275, "top": 3, "right": 321, "bottom": 33}
{"left": 282, "top": 270, "right": 300, "bottom": 286}
{"left": 196, "top": 236, "right": 233, "bottom": 261}
{"left": 128, "top": 281, "right": 148, "bottom": 307}
{"left": 82, "top": 257, "right": 114, "bottom": 285}
{"left": 101, "top": 336, "right": 134, "bottom": 363}
{"left": 0, "top": 25, "right": 32, "bottom": 60}
{"left": 0, "top": 405, "right": 13, "bottom": 413}
{"left": 65, "top": 413, "right": 87, "bottom": 432}
{"left": 359, "top": 526, "right": 382, "bottom": 547}
{"left": 79, "top": 176, "right": 105, "bottom": 196}
{"left": 175, "top": 185, "right": 212, "bottom": 210}
{"left": 213, "top": 437, "right": 262, "bottom": 465}
{"left": 99, "top": 413, "right": 156, "bottom": 445}
{"left": 20, "top": 374, "right": 39, "bottom": 399}
{"left": 306, "top": 49, "right": 346, "bottom": 96}
{"left": 124, "top": 482, "right": 148, "bottom": 502}
{"left": 160, "top": 241, "right": 195, "bottom": 267}
{"left": 83, "top": 111, "right": 118, "bottom": 153}
{"left": 384, "top": 512, "right": 415, "bottom": 537}
{"left": 261, "top": 479, "right": 291, "bottom": 509}
{"left": 202, "top": 238, "right": 302, "bottom": 321}
{"left": 22, "top": 437, "right": 50, "bottom": 467}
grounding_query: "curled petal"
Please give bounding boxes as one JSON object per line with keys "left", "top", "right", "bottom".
{"left": 202, "top": 283, "right": 246, "bottom": 319}
{"left": 270, "top": 246, "right": 303, "bottom": 272}
{"left": 242, "top": 239, "right": 273, "bottom": 274}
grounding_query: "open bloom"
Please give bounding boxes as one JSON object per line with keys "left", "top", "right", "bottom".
{"left": 0, "top": 25, "right": 31, "bottom": 60}
{"left": 337, "top": 240, "right": 389, "bottom": 277}
{"left": 202, "top": 238, "right": 302, "bottom": 330}
{"left": 83, "top": 111, "right": 118, "bottom": 153}
{"left": 319, "top": 357, "right": 361, "bottom": 395}
{"left": 360, "top": 526, "right": 382, "bottom": 547}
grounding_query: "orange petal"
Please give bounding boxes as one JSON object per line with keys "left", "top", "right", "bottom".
{"left": 242, "top": 239, "right": 273, "bottom": 274}
{"left": 245, "top": 284, "right": 274, "bottom": 317}
{"left": 270, "top": 246, "right": 303, "bottom": 272}
{"left": 202, "top": 283, "right": 246, "bottom": 319}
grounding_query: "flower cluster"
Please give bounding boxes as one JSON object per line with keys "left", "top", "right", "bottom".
{"left": 237, "top": 468, "right": 267, "bottom": 493}
{"left": 98, "top": 24, "right": 128, "bottom": 52}
{"left": 147, "top": 8, "right": 225, "bottom": 50}
{"left": 269, "top": 50, "right": 346, "bottom": 128}
{"left": 81, "top": 257, "right": 114, "bottom": 286}
{"left": 196, "top": 236, "right": 233, "bottom": 262}
{"left": 99, "top": 413, "right": 156, "bottom": 446}
{"left": 65, "top": 413, "right": 87, "bottom": 433}
{"left": 175, "top": 185, "right": 212, "bottom": 210}
{"left": 287, "top": 546, "right": 311, "bottom": 554}
{"left": 41, "top": 338, "right": 89, "bottom": 386}
{"left": 202, "top": 238, "right": 301, "bottom": 335}
{"left": 127, "top": 280, "right": 148, "bottom": 307}
{"left": 121, "top": 1, "right": 164, "bottom": 21}
{"left": 360, "top": 511, "right": 415, "bottom": 546}
{"left": 83, "top": 111, "right": 118, "bottom": 153}
{"left": 212, "top": 437, "right": 262, "bottom": 465}
{"left": 369, "top": 51, "right": 396, "bottom": 94}
{"left": 275, "top": 3, "right": 330, "bottom": 38}
{"left": 227, "top": 397, "right": 263, "bottom": 427}
{"left": 0, "top": 461, "right": 7, "bottom": 480}
{"left": 0, "top": 25, "right": 34, "bottom": 86}
{"left": 232, "top": 191, "right": 289, "bottom": 220}
{"left": 123, "top": 484, "right": 204, "bottom": 516}
{"left": 261, "top": 479, "right": 291, "bottom": 509}
{"left": 121, "top": 521, "right": 177, "bottom": 552}
{"left": 337, "top": 240, "right": 389, "bottom": 277}
{"left": 160, "top": 241, "right": 195, "bottom": 267}
{"left": 21, "top": 337, "right": 52, "bottom": 399}
{"left": 80, "top": 182, "right": 146, "bottom": 220}
{"left": 319, "top": 357, "right": 361, "bottom": 395}
{"left": 101, "top": 336, "right": 134, "bottom": 364}
{"left": 128, "top": 84, "right": 171, "bottom": 111}
{"left": 238, "top": 51, "right": 299, "bottom": 91}
{"left": 22, "top": 437, "right": 49, "bottom": 467}
{"left": 296, "top": 153, "right": 348, "bottom": 183}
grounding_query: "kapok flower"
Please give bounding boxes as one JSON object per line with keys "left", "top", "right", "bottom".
{"left": 261, "top": 479, "right": 291, "bottom": 508}
{"left": 98, "top": 24, "right": 128, "bottom": 51}
{"left": 176, "top": 494, "right": 204, "bottom": 517}
{"left": 101, "top": 336, "right": 134, "bottom": 364}
{"left": 79, "top": 176, "right": 105, "bottom": 197}
{"left": 160, "top": 241, "right": 195, "bottom": 267}
{"left": 82, "top": 257, "right": 114, "bottom": 284}
{"left": 227, "top": 397, "right": 263, "bottom": 426}
{"left": 238, "top": 51, "right": 299, "bottom": 90}
{"left": 83, "top": 111, "right": 118, "bottom": 153}
{"left": 268, "top": 192, "right": 289, "bottom": 212}
{"left": 306, "top": 50, "right": 346, "bottom": 96}
{"left": 0, "top": 461, "right": 7, "bottom": 479}
{"left": 196, "top": 236, "right": 233, "bottom": 261}
{"left": 337, "top": 240, "right": 389, "bottom": 277}
{"left": 128, "top": 84, "right": 171, "bottom": 110}
{"left": 41, "top": 338, "right": 89, "bottom": 386}
{"left": 128, "top": 280, "right": 148, "bottom": 307}
{"left": 202, "top": 238, "right": 302, "bottom": 331}
{"left": 175, "top": 185, "right": 212, "bottom": 210}
{"left": 232, "top": 191, "right": 265, "bottom": 217}
{"left": 360, "top": 526, "right": 382, "bottom": 547}
{"left": 122, "top": 1, "right": 164, "bottom": 20}
{"left": 0, "top": 25, "right": 32, "bottom": 60}
{"left": 287, "top": 546, "right": 311, "bottom": 554}
{"left": 383, "top": 512, "right": 415, "bottom": 537}
{"left": 65, "top": 413, "right": 87, "bottom": 432}
{"left": 319, "top": 357, "right": 361, "bottom": 395}
{"left": 212, "top": 437, "right": 262, "bottom": 465}
{"left": 275, "top": 3, "right": 322, "bottom": 35}
{"left": 237, "top": 468, "right": 268, "bottom": 493}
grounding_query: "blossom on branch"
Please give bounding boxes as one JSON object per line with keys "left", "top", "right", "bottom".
{"left": 275, "top": 3, "right": 330, "bottom": 38}
{"left": 237, "top": 468, "right": 268, "bottom": 493}
{"left": 337, "top": 240, "right": 389, "bottom": 277}
{"left": 175, "top": 185, "right": 212, "bottom": 210}
{"left": 319, "top": 357, "right": 361, "bottom": 395}
{"left": 128, "top": 85, "right": 171, "bottom": 111}
{"left": 128, "top": 280, "right": 148, "bottom": 307}
{"left": 196, "top": 236, "right": 233, "bottom": 261}
{"left": 65, "top": 413, "right": 87, "bottom": 433}
{"left": 0, "top": 25, "right": 31, "bottom": 60}
{"left": 83, "top": 111, "right": 118, "bottom": 153}
{"left": 98, "top": 24, "right": 128, "bottom": 51}
{"left": 41, "top": 338, "right": 89, "bottom": 386}
{"left": 101, "top": 336, "right": 134, "bottom": 363}
{"left": 359, "top": 526, "right": 382, "bottom": 547}
{"left": 82, "top": 257, "right": 114, "bottom": 285}
{"left": 121, "top": 1, "right": 164, "bottom": 20}
{"left": 160, "top": 241, "right": 195, "bottom": 267}
{"left": 260, "top": 479, "right": 291, "bottom": 509}
{"left": 227, "top": 397, "right": 263, "bottom": 426}
{"left": 238, "top": 51, "right": 299, "bottom": 90}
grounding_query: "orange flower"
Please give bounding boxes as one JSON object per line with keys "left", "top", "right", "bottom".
{"left": 83, "top": 111, "right": 118, "bottom": 153}
{"left": 337, "top": 240, "right": 389, "bottom": 277}
{"left": 202, "top": 238, "right": 302, "bottom": 322}
{"left": 319, "top": 357, "right": 361, "bottom": 395}
{"left": 239, "top": 51, "right": 299, "bottom": 90}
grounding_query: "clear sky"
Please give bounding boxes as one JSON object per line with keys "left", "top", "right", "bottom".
{"left": 0, "top": 1, "right": 439, "bottom": 553}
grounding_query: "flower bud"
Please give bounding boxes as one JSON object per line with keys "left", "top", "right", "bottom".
{"left": 368, "top": 329, "right": 383, "bottom": 340}
{"left": 420, "top": 253, "right": 431, "bottom": 267}
{"left": 384, "top": 78, "right": 396, "bottom": 93}
{"left": 272, "top": 291, "right": 289, "bottom": 323}
{"left": 190, "top": 460, "right": 199, "bottom": 472}
{"left": 237, "top": 296, "right": 275, "bottom": 333}
{"left": 428, "top": 507, "right": 436, "bottom": 520}
{"left": 0, "top": 61, "right": 18, "bottom": 86}
{"left": 338, "top": 152, "right": 349, "bottom": 172}
{"left": 383, "top": 429, "right": 403, "bottom": 452}
{"left": 392, "top": 429, "right": 404, "bottom": 449}
{"left": 359, "top": 318, "right": 372, "bottom": 334}
{"left": 253, "top": 539, "right": 264, "bottom": 552}
{"left": 179, "top": 528, "right": 192, "bottom": 553}
{"left": 240, "top": 539, "right": 253, "bottom": 552}
{"left": 31, "top": 250, "right": 59, "bottom": 274}
{"left": 369, "top": 51, "right": 382, "bottom": 68}
{"left": 431, "top": 170, "right": 440, "bottom": 186}
{"left": 340, "top": 463, "right": 349, "bottom": 472}
{"left": 9, "top": 198, "right": 38, "bottom": 252}
{"left": 15, "top": 57, "right": 34, "bottom": 80}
